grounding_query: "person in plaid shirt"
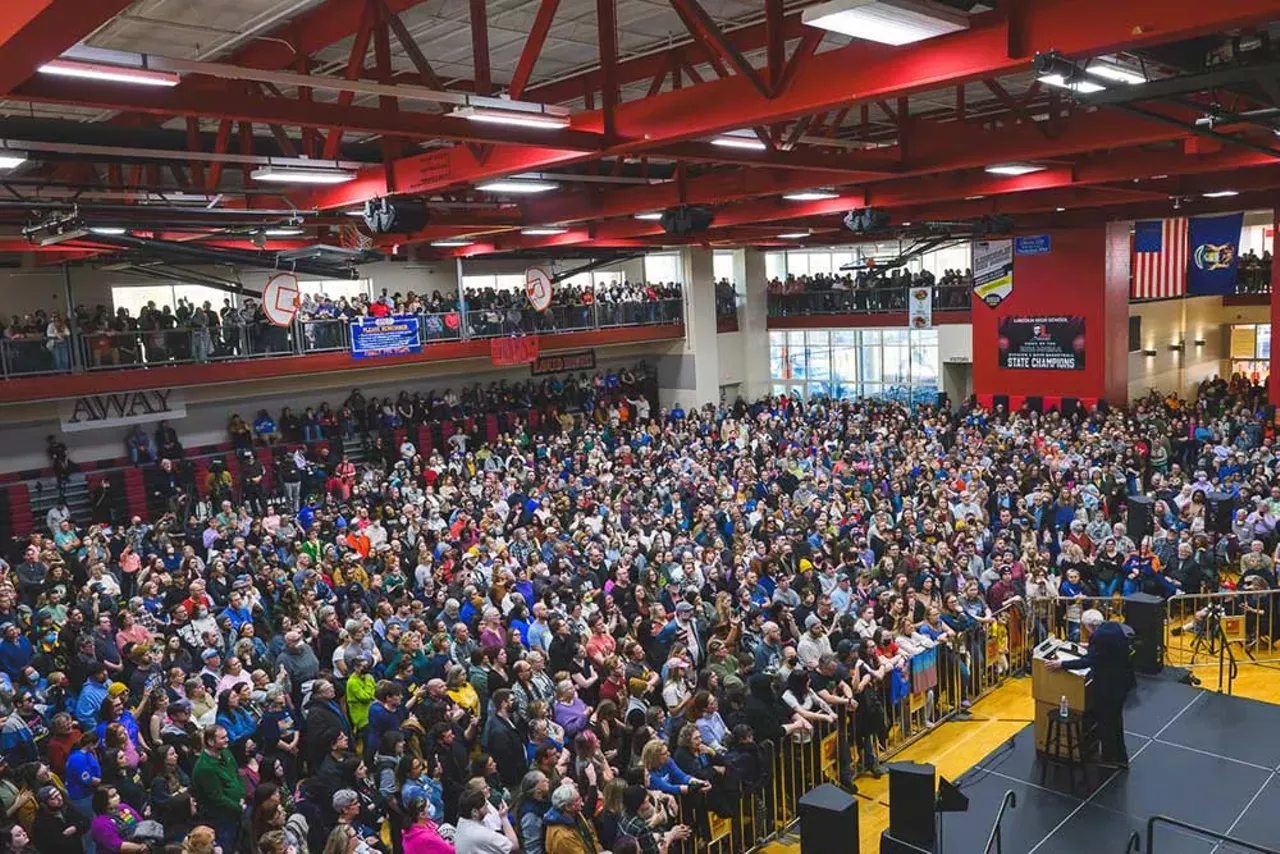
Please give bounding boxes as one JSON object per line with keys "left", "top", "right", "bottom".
{"left": 616, "top": 785, "right": 690, "bottom": 854}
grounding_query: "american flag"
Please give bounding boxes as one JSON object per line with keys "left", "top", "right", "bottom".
{"left": 1132, "top": 217, "right": 1188, "bottom": 300}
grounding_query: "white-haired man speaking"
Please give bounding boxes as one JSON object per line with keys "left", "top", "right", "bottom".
{"left": 1045, "top": 608, "right": 1136, "bottom": 769}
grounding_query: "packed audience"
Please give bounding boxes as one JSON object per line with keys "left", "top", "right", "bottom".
{"left": 768, "top": 269, "right": 973, "bottom": 315}
{"left": 5, "top": 365, "right": 1280, "bottom": 854}
{"left": 463, "top": 282, "right": 683, "bottom": 338}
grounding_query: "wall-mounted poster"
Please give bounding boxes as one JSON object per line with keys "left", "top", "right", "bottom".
{"left": 973, "top": 239, "right": 1014, "bottom": 307}
{"left": 998, "top": 316, "right": 1085, "bottom": 370}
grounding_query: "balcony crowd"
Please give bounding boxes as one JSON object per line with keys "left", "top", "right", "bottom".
{"left": 766, "top": 269, "right": 974, "bottom": 316}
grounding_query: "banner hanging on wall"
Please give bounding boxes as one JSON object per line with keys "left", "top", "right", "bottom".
{"left": 1187, "top": 212, "right": 1244, "bottom": 296}
{"left": 531, "top": 350, "right": 595, "bottom": 375}
{"left": 491, "top": 336, "right": 540, "bottom": 367}
{"left": 60, "top": 389, "right": 186, "bottom": 433}
{"left": 350, "top": 315, "right": 422, "bottom": 358}
{"left": 973, "top": 239, "right": 1014, "bottom": 307}
{"left": 908, "top": 285, "right": 932, "bottom": 328}
{"left": 998, "top": 316, "right": 1086, "bottom": 370}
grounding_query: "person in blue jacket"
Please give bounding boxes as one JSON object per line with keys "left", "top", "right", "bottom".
{"left": 640, "top": 738, "right": 710, "bottom": 796}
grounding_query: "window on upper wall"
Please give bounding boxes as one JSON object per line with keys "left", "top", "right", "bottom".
{"left": 299, "top": 279, "right": 369, "bottom": 304}
{"left": 645, "top": 254, "right": 682, "bottom": 284}
{"left": 713, "top": 251, "right": 735, "bottom": 284}
{"left": 765, "top": 252, "right": 786, "bottom": 281}
{"left": 112, "top": 286, "right": 177, "bottom": 317}
{"left": 766, "top": 326, "right": 939, "bottom": 402}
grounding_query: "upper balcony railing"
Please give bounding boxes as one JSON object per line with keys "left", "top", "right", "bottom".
{"left": 768, "top": 283, "right": 972, "bottom": 317}
{"left": 1, "top": 298, "right": 685, "bottom": 380}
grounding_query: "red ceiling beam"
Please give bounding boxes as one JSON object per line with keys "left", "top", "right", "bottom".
{"left": 668, "top": 0, "right": 770, "bottom": 99}
{"left": 379, "top": 0, "right": 445, "bottom": 91}
{"left": 321, "top": 0, "right": 375, "bottom": 160}
{"left": 471, "top": 0, "right": 492, "bottom": 96}
{"left": 0, "top": 0, "right": 136, "bottom": 94}
{"left": 509, "top": 0, "right": 562, "bottom": 99}
{"left": 598, "top": 0, "right": 619, "bottom": 139}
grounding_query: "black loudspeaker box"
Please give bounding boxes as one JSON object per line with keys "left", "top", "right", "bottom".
{"left": 799, "top": 783, "right": 858, "bottom": 854}
{"left": 888, "top": 761, "right": 936, "bottom": 847}
{"left": 1127, "top": 494, "right": 1154, "bottom": 546}
{"left": 1207, "top": 491, "right": 1235, "bottom": 536}
{"left": 1125, "top": 591, "right": 1165, "bottom": 674}
{"left": 1025, "top": 395, "right": 1043, "bottom": 413}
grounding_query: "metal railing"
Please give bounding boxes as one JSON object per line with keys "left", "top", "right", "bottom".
{"left": 767, "top": 284, "right": 972, "bottom": 316}
{"left": 1146, "top": 815, "right": 1278, "bottom": 853}
{"left": 4, "top": 300, "right": 683, "bottom": 380}
{"left": 984, "top": 790, "right": 1017, "bottom": 854}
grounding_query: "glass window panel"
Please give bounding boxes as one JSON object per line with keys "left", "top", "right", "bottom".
{"left": 832, "top": 347, "right": 858, "bottom": 384}
{"left": 495, "top": 274, "right": 525, "bottom": 291}
{"left": 113, "top": 285, "right": 176, "bottom": 317}
{"left": 714, "top": 252, "right": 735, "bottom": 284}
{"left": 462, "top": 275, "right": 497, "bottom": 290}
{"left": 297, "top": 279, "right": 369, "bottom": 305}
{"left": 860, "top": 344, "right": 881, "bottom": 383}
{"left": 808, "top": 381, "right": 830, "bottom": 398}
{"left": 882, "top": 345, "right": 909, "bottom": 385}
{"left": 770, "top": 347, "right": 788, "bottom": 380}
{"left": 835, "top": 382, "right": 858, "bottom": 400}
{"left": 645, "top": 254, "right": 681, "bottom": 283}
{"left": 765, "top": 252, "right": 786, "bottom": 281}
{"left": 910, "top": 328, "right": 938, "bottom": 348}
{"left": 790, "top": 384, "right": 805, "bottom": 400}
{"left": 773, "top": 383, "right": 790, "bottom": 398}
{"left": 808, "top": 344, "right": 830, "bottom": 380}
{"left": 861, "top": 329, "right": 881, "bottom": 346}
{"left": 882, "top": 329, "right": 908, "bottom": 345}
{"left": 832, "top": 330, "right": 859, "bottom": 346}
{"left": 592, "top": 271, "right": 623, "bottom": 288}
{"left": 808, "top": 253, "right": 832, "bottom": 275}
{"left": 806, "top": 330, "right": 829, "bottom": 349}
{"left": 787, "top": 331, "right": 807, "bottom": 347}
{"left": 173, "top": 285, "right": 231, "bottom": 313}
{"left": 770, "top": 330, "right": 788, "bottom": 347}
{"left": 787, "top": 346, "right": 807, "bottom": 380}
{"left": 1257, "top": 324, "right": 1271, "bottom": 360}
{"left": 565, "top": 273, "right": 593, "bottom": 289}
{"left": 911, "top": 343, "right": 938, "bottom": 385}
{"left": 831, "top": 252, "right": 854, "bottom": 272}
{"left": 787, "top": 253, "right": 810, "bottom": 276}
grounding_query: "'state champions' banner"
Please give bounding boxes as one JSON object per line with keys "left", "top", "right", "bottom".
{"left": 350, "top": 315, "right": 423, "bottom": 358}
{"left": 998, "top": 316, "right": 1085, "bottom": 370}
{"left": 1187, "top": 212, "right": 1244, "bottom": 296}
{"left": 972, "top": 239, "right": 1014, "bottom": 307}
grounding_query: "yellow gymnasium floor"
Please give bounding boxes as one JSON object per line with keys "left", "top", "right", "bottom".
{"left": 763, "top": 662, "right": 1280, "bottom": 854}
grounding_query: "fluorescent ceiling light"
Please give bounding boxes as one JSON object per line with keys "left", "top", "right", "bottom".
{"left": 1202, "top": 190, "right": 1239, "bottom": 198}
{"left": 39, "top": 58, "right": 180, "bottom": 87}
{"left": 711, "top": 137, "right": 768, "bottom": 151}
{"left": 1036, "top": 73, "right": 1105, "bottom": 94}
{"left": 783, "top": 190, "right": 839, "bottom": 201}
{"left": 89, "top": 227, "right": 127, "bottom": 235}
{"left": 802, "top": 0, "right": 969, "bottom": 46}
{"left": 1087, "top": 62, "right": 1146, "bottom": 85}
{"left": 344, "top": 209, "right": 365, "bottom": 217}
{"left": 251, "top": 165, "right": 355, "bottom": 184}
{"left": 964, "top": 195, "right": 986, "bottom": 200}
{"left": 777, "top": 232, "right": 811, "bottom": 239}
{"left": 634, "top": 212, "right": 664, "bottom": 221}
{"left": 264, "top": 227, "right": 304, "bottom": 236}
{"left": 521, "top": 227, "right": 568, "bottom": 236}
{"left": 431, "top": 239, "right": 473, "bottom": 247}
{"left": 476, "top": 179, "right": 559, "bottom": 194}
{"left": 985, "top": 163, "right": 1046, "bottom": 176}
{"left": 1055, "top": 207, "right": 1066, "bottom": 212}
{"left": 449, "top": 106, "right": 570, "bottom": 129}
{"left": 0, "top": 153, "right": 26, "bottom": 169}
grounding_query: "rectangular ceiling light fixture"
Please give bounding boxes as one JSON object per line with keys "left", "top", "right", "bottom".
{"left": 251, "top": 165, "right": 356, "bottom": 184}
{"left": 777, "top": 232, "right": 811, "bottom": 239}
{"left": 783, "top": 190, "right": 840, "bottom": 201}
{"left": 449, "top": 106, "right": 570, "bottom": 129}
{"left": 634, "top": 212, "right": 664, "bottom": 221}
{"left": 802, "top": 0, "right": 969, "bottom": 46}
{"left": 521, "top": 227, "right": 569, "bottom": 236}
{"left": 1087, "top": 61, "right": 1146, "bottom": 85}
{"left": 1036, "top": 73, "right": 1105, "bottom": 94}
{"left": 711, "top": 136, "right": 768, "bottom": 151}
{"left": 431, "top": 239, "right": 473, "bottom": 247}
{"left": 985, "top": 163, "right": 1046, "bottom": 176}
{"left": 1202, "top": 190, "right": 1239, "bottom": 198}
{"left": 476, "top": 179, "right": 559, "bottom": 194}
{"left": 264, "top": 227, "right": 304, "bottom": 236}
{"left": 39, "top": 58, "right": 180, "bottom": 87}
{"left": 0, "top": 153, "right": 27, "bottom": 169}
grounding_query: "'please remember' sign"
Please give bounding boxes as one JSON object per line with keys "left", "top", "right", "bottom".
{"left": 59, "top": 389, "right": 186, "bottom": 433}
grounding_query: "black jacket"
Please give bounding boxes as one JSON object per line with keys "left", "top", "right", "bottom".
{"left": 482, "top": 712, "right": 528, "bottom": 789}
{"left": 1062, "top": 621, "right": 1136, "bottom": 705}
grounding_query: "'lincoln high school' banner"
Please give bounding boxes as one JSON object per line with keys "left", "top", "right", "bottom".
{"left": 972, "top": 239, "right": 1014, "bottom": 307}
{"left": 998, "top": 316, "right": 1086, "bottom": 370}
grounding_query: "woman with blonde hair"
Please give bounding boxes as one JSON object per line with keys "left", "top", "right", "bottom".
{"left": 182, "top": 825, "right": 218, "bottom": 854}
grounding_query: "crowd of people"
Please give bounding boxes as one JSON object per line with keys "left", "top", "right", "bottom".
{"left": 767, "top": 269, "right": 973, "bottom": 315}
{"left": 3, "top": 364, "right": 1279, "bottom": 854}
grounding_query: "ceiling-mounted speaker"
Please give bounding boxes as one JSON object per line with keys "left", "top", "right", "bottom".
{"left": 843, "top": 207, "right": 891, "bottom": 233}
{"left": 363, "top": 198, "right": 430, "bottom": 234}
{"left": 659, "top": 205, "right": 714, "bottom": 236}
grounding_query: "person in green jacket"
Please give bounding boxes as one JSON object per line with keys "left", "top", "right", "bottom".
{"left": 191, "top": 725, "right": 246, "bottom": 854}
{"left": 344, "top": 654, "right": 377, "bottom": 747}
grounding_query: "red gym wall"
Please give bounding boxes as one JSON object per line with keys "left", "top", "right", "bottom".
{"left": 972, "top": 225, "right": 1130, "bottom": 405}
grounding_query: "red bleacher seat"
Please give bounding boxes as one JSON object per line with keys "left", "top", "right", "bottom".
{"left": 485, "top": 415, "right": 498, "bottom": 444}
{"left": 122, "top": 469, "right": 146, "bottom": 520}
{"left": 7, "top": 484, "right": 32, "bottom": 538}
{"left": 1008, "top": 394, "right": 1026, "bottom": 412}
{"left": 416, "top": 426, "right": 432, "bottom": 456}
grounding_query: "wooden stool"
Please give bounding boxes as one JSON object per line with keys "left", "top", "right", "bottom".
{"left": 1042, "top": 708, "right": 1086, "bottom": 790}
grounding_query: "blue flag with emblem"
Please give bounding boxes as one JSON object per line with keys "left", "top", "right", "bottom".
{"left": 1186, "top": 212, "right": 1243, "bottom": 295}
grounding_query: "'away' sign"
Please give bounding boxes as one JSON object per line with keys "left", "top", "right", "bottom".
{"left": 59, "top": 389, "right": 186, "bottom": 433}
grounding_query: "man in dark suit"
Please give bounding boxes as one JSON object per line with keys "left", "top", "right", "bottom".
{"left": 1047, "top": 608, "right": 1136, "bottom": 768}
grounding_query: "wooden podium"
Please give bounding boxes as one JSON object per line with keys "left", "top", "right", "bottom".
{"left": 1031, "top": 638, "right": 1094, "bottom": 757}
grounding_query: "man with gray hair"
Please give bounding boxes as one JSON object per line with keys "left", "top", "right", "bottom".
{"left": 1046, "top": 608, "right": 1135, "bottom": 768}
{"left": 543, "top": 782, "right": 604, "bottom": 854}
